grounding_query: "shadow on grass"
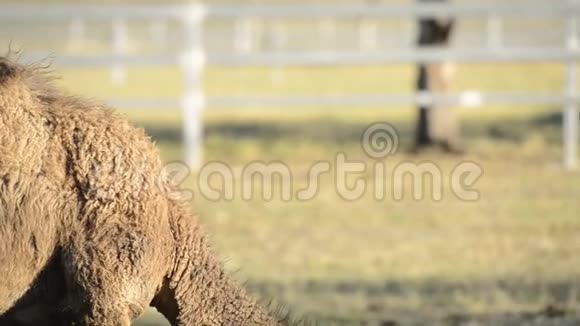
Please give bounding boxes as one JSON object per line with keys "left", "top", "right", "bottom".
{"left": 244, "top": 279, "right": 580, "bottom": 325}
{"left": 137, "top": 110, "right": 571, "bottom": 149}
{"left": 139, "top": 120, "right": 402, "bottom": 145}
{"left": 135, "top": 279, "right": 580, "bottom": 325}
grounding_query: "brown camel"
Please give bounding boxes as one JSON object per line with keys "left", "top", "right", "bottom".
{"left": 0, "top": 56, "right": 287, "bottom": 326}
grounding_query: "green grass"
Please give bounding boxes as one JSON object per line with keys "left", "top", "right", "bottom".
{"left": 56, "top": 63, "right": 573, "bottom": 99}
{"left": 51, "top": 64, "right": 580, "bottom": 324}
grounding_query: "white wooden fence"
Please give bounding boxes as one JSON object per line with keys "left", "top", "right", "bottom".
{"left": 0, "top": 2, "right": 579, "bottom": 169}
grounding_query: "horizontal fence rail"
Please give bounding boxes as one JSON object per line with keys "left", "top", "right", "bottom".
{"left": 23, "top": 48, "right": 580, "bottom": 67}
{"left": 208, "top": 49, "right": 580, "bottom": 65}
{"left": 206, "top": 3, "right": 580, "bottom": 18}
{"left": 0, "top": 5, "right": 205, "bottom": 20}
{"left": 208, "top": 93, "right": 580, "bottom": 108}
{"left": 1, "top": 2, "right": 579, "bottom": 168}
{"left": 0, "top": 3, "right": 578, "bottom": 20}
{"left": 103, "top": 92, "right": 580, "bottom": 110}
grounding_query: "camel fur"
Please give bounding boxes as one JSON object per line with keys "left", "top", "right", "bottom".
{"left": 0, "top": 56, "right": 283, "bottom": 326}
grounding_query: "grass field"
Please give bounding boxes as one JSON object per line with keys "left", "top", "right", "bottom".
{"left": 52, "top": 63, "right": 580, "bottom": 325}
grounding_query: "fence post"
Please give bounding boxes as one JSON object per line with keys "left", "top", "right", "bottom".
{"left": 235, "top": 17, "right": 254, "bottom": 54}
{"left": 67, "top": 17, "right": 85, "bottom": 50}
{"left": 359, "top": 18, "right": 378, "bottom": 51}
{"left": 318, "top": 18, "right": 337, "bottom": 48}
{"left": 564, "top": 12, "right": 579, "bottom": 170}
{"left": 150, "top": 18, "right": 168, "bottom": 46}
{"left": 111, "top": 18, "right": 128, "bottom": 86}
{"left": 486, "top": 14, "right": 503, "bottom": 50}
{"left": 181, "top": 5, "right": 207, "bottom": 170}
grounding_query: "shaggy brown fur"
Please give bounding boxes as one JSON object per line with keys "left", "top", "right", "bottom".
{"left": 0, "top": 56, "right": 282, "bottom": 326}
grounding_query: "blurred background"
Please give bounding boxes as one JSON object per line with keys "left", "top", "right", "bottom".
{"left": 2, "top": 0, "right": 580, "bottom": 325}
